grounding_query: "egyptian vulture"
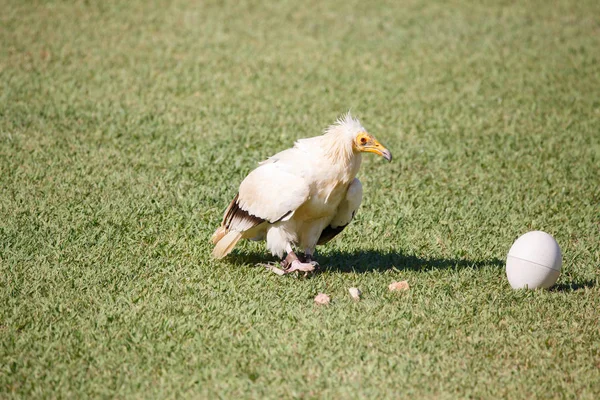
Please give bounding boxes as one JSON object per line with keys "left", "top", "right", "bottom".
{"left": 211, "top": 113, "right": 392, "bottom": 274}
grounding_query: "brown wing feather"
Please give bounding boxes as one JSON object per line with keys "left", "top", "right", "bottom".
{"left": 222, "top": 193, "right": 265, "bottom": 230}
{"left": 212, "top": 194, "right": 265, "bottom": 244}
{"left": 212, "top": 192, "right": 295, "bottom": 245}
{"left": 317, "top": 224, "right": 348, "bottom": 245}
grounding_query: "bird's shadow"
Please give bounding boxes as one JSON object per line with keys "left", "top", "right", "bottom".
{"left": 226, "top": 249, "right": 596, "bottom": 291}
{"left": 227, "top": 248, "right": 504, "bottom": 273}
{"left": 320, "top": 249, "right": 504, "bottom": 273}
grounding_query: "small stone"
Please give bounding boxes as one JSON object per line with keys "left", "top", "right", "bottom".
{"left": 314, "top": 293, "right": 331, "bottom": 305}
{"left": 348, "top": 287, "right": 361, "bottom": 300}
{"left": 389, "top": 281, "right": 410, "bottom": 292}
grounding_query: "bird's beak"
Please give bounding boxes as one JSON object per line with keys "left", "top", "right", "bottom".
{"left": 362, "top": 138, "right": 392, "bottom": 162}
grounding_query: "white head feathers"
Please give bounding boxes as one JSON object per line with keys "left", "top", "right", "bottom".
{"left": 293, "top": 112, "right": 368, "bottom": 165}
{"left": 325, "top": 112, "right": 366, "bottom": 139}
{"left": 312, "top": 112, "right": 365, "bottom": 164}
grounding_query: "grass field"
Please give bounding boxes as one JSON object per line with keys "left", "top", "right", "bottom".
{"left": 1, "top": 0, "right": 600, "bottom": 398}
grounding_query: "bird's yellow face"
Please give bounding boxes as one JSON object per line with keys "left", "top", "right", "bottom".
{"left": 354, "top": 132, "right": 392, "bottom": 161}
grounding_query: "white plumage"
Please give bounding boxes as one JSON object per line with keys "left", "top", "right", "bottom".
{"left": 211, "top": 113, "right": 391, "bottom": 273}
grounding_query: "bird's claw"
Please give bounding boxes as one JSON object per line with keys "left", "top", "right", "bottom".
{"left": 286, "top": 259, "right": 318, "bottom": 276}
{"left": 264, "top": 260, "right": 319, "bottom": 277}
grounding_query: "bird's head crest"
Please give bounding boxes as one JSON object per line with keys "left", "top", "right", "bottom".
{"left": 326, "top": 111, "right": 365, "bottom": 138}
{"left": 324, "top": 112, "right": 392, "bottom": 162}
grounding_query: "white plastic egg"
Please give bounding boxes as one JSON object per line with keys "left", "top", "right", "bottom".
{"left": 506, "top": 231, "right": 562, "bottom": 289}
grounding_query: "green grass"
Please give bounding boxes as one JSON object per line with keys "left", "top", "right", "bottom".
{"left": 1, "top": 0, "right": 599, "bottom": 398}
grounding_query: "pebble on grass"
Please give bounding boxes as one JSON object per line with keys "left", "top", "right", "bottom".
{"left": 314, "top": 293, "right": 331, "bottom": 305}
{"left": 389, "top": 281, "right": 410, "bottom": 292}
{"left": 348, "top": 287, "right": 361, "bottom": 300}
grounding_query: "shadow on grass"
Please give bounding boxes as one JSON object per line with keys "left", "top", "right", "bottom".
{"left": 551, "top": 280, "right": 596, "bottom": 292}
{"left": 319, "top": 250, "right": 504, "bottom": 273}
{"left": 226, "top": 250, "right": 595, "bottom": 291}
{"left": 228, "top": 249, "right": 504, "bottom": 273}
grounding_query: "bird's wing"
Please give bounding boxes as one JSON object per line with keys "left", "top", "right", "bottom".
{"left": 224, "top": 161, "right": 310, "bottom": 233}
{"left": 258, "top": 147, "right": 298, "bottom": 166}
{"left": 317, "top": 178, "right": 363, "bottom": 245}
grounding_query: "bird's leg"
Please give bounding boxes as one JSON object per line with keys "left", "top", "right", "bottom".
{"left": 281, "top": 247, "right": 318, "bottom": 276}
{"left": 264, "top": 244, "right": 318, "bottom": 276}
{"left": 302, "top": 247, "right": 320, "bottom": 270}
{"left": 266, "top": 245, "right": 317, "bottom": 276}
{"left": 284, "top": 254, "right": 317, "bottom": 276}
{"left": 280, "top": 251, "right": 299, "bottom": 269}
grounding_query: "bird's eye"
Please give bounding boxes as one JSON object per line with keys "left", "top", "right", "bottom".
{"left": 360, "top": 136, "right": 368, "bottom": 145}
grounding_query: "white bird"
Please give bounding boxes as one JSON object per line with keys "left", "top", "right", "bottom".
{"left": 211, "top": 113, "right": 392, "bottom": 274}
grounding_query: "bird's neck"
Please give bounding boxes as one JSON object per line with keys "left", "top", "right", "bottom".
{"left": 321, "top": 133, "right": 356, "bottom": 166}
{"left": 320, "top": 134, "right": 362, "bottom": 183}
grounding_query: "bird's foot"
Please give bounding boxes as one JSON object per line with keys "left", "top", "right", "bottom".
{"left": 283, "top": 251, "right": 318, "bottom": 276}
{"left": 286, "top": 259, "right": 319, "bottom": 276}
{"left": 264, "top": 251, "right": 319, "bottom": 277}
{"left": 299, "top": 253, "right": 321, "bottom": 273}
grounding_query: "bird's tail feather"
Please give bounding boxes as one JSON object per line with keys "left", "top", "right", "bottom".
{"left": 212, "top": 231, "right": 243, "bottom": 259}
{"left": 211, "top": 226, "right": 227, "bottom": 245}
